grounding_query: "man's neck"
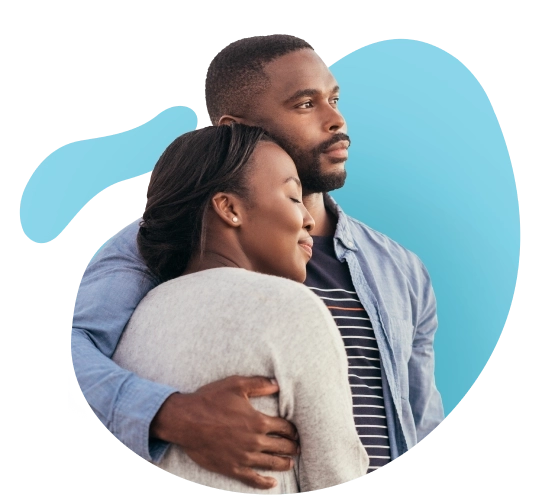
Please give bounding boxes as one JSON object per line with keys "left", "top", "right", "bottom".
{"left": 302, "top": 192, "right": 337, "bottom": 237}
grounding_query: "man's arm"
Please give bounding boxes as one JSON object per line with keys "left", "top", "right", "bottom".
{"left": 408, "top": 261, "right": 445, "bottom": 442}
{"left": 72, "top": 221, "right": 298, "bottom": 488}
{"left": 72, "top": 221, "right": 176, "bottom": 460}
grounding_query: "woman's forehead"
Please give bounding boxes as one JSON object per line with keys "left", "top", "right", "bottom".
{"left": 249, "top": 142, "right": 298, "bottom": 186}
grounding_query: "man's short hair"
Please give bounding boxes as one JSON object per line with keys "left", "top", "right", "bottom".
{"left": 206, "top": 35, "right": 313, "bottom": 125}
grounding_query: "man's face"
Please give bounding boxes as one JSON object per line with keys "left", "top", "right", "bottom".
{"left": 245, "top": 49, "right": 350, "bottom": 194}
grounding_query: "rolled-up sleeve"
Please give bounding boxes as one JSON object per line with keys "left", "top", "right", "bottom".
{"left": 71, "top": 221, "right": 177, "bottom": 461}
{"left": 408, "top": 261, "right": 445, "bottom": 442}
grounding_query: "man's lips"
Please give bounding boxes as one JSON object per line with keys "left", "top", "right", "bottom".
{"left": 322, "top": 140, "right": 350, "bottom": 158}
{"left": 298, "top": 236, "right": 313, "bottom": 259}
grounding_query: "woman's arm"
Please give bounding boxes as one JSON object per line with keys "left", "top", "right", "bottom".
{"left": 72, "top": 222, "right": 298, "bottom": 486}
{"left": 113, "top": 269, "right": 367, "bottom": 492}
{"left": 271, "top": 285, "right": 370, "bottom": 490}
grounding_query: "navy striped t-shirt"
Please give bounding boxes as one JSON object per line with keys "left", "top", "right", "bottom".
{"left": 305, "top": 236, "right": 391, "bottom": 473}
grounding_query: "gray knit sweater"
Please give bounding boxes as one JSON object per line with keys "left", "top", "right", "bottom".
{"left": 113, "top": 267, "right": 368, "bottom": 493}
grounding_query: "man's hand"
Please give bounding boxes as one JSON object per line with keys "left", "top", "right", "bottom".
{"left": 150, "top": 375, "right": 299, "bottom": 489}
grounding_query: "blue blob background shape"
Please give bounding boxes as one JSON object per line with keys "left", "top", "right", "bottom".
{"left": 19, "top": 40, "right": 520, "bottom": 415}
{"left": 330, "top": 40, "right": 519, "bottom": 414}
{"left": 20, "top": 106, "right": 197, "bottom": 243}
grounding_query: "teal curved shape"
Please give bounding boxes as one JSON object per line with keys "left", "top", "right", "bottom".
{"left": 330, "top": 40, "right": 520, "bottom": 414}
{"left": 20, "top": 106, "right": 197, "bottom": 243}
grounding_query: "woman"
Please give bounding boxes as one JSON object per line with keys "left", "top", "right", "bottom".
{"left": 113, "top": 125, "right": 368, "bottom": 493}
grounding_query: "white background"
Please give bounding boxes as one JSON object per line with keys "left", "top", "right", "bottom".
{"left": 2, "top": 1, "right": 541, "bottom": 502}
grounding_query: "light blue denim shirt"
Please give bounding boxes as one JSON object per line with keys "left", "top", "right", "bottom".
{"left": 72, "top": 195, "right": 444, "bottom": 463}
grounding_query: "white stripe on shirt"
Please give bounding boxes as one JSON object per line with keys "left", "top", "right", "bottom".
{"left": 307, "top": 287, "right": 357, "bottom": 294}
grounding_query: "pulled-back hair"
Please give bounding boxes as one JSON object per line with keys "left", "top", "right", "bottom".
{"left": 138, "top": 124, "right": 272, "bottom": 282}
{"left": 206, "top": 35, "right": 313, "bottom": 125}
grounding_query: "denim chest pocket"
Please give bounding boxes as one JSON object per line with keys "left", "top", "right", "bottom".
{"left": 387, "top": 316, "right": 414, "bottom": 401}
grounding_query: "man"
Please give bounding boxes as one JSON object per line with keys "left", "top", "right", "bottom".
{"left": 72, "top": 35, "right": 444, "bottom": 489}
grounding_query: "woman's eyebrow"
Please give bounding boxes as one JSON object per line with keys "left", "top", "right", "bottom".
{"left": 284, "top": 176, "right": 301, "bottom": 186}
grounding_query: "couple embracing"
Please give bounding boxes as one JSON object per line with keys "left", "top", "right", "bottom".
{"left": 72, "top": 35, "right": 444, "bottom": 493}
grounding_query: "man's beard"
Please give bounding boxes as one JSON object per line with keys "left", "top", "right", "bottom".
{"left": 273, "top": 133, "right": 350, "bottom": 193}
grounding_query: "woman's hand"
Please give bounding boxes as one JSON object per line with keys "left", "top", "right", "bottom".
{"left": 150, "top": 375, "right": 299, "bottom": 489}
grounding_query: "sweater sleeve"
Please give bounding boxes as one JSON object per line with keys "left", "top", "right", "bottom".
{"left": 267, "top": 285, "right": 370, "bottom": 491}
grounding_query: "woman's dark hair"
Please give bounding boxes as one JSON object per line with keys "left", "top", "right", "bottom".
{"left": 138, "top": 124, "right": 272, "bottom": 282}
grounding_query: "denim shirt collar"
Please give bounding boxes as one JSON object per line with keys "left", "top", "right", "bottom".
{"left": 323, "top": 193, "right": 359, "bottom": 258}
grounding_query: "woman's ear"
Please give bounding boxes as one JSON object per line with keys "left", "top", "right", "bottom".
{"left": 210, "top": 192, "right": 243, "bottom": 227}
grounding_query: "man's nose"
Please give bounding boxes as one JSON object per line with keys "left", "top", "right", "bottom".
{"left": 325, "top": 105, "right": 346, "bottom": 133}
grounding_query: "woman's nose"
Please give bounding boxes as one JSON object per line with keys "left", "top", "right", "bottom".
{"left": 303, "top": 207, "right": 315, "bottom": 233}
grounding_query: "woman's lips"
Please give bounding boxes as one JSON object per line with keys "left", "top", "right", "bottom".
{"left": 298, "top": 237, "right": 313, "bottom": 259}
{"left": 299, "top": 243, "right": 312, "bottom": 258}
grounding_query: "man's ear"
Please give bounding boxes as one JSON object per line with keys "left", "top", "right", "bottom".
{"left": 217, "top": 115, "right": 240, "bottom": 126}
{"left": 211, "top": 192, "right": 243, "bottom": 227}
{"left": 217, "top": 115, "right": 249, "bottom": 126}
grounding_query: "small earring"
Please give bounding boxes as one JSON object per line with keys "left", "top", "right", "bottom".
{"left": 232, "top": 216, "right": 239, "bottom": 223}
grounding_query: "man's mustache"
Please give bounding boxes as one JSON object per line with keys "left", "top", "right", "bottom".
{"left": 315, "top": 133, "right": 351, "bottom": 154}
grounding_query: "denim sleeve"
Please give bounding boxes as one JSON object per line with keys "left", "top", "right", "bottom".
{"left": 71, "top": 220, "right": 177, "bottom": 461}
{"left": 408, "top": 261, "right": 445, "bottom": 442}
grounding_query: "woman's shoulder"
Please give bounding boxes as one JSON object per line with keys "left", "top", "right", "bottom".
{"left": 131, "top": 267, "right": 340, "bottom": 346}
{"left": 147, "top": 267, "right": 324, "bottom": 313}
{"left": 161, "top": 267, "right": 310, "bottom": 295}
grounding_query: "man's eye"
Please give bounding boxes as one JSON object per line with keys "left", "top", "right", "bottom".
{"left": 290, "top": 197, "right": 302, "bottom": 204}
{"left": 297, "top": 101, "right": 313, "bottom": 109}
{"left": 330, "top": 97, "right": 340, "bottom": 105}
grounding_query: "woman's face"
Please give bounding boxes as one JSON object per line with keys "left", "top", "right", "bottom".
{"left": 238, "top": 141, "right": 315, "bottom": 283}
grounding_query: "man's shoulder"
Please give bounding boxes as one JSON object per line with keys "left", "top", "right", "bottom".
{"left": 346, "top": 215, "right": 429, "bottom": 283}
{"left": 345, "top": 214, "right": 425, "bottom": 270}
{"left": 90, "top": 219, "right": 142, "bottom": 263}
{"left": 326, "top": 194, "right": 423, "bottom": 271}
{"left": 85, "top": 218, "right": 155, "bottom": 281}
